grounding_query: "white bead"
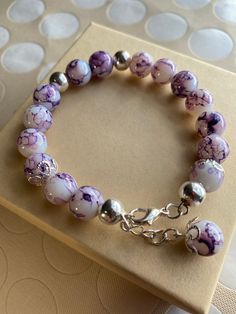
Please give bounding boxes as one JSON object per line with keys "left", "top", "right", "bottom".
{"left": 185, "top": 89, "right": 213, "bottom": 116}
{"left": 185, "top": 219, "right": 224, "bottom": 256}
{"left": 23, "top": 104, "right": 52, "bottom": 132}
{"left": 69, "top": 186, "right": 104, "bottom": 220}
{"left": 44, "top": 173, "right": 78, "bottom": 205}
{"left": 151, "top": 58, "right": 176, "bottom": 84}
{"left": 189, "top": 159, "right": 224, "bottom": 192}
{"left": 17, "top": 128, "right": 47, "bottom": 157}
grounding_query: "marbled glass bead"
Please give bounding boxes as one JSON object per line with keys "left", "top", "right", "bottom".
{"left": 189, "top": 159, "right": 224, "bottom": 193}
{"left": 69, "top": 186, "right": 104, "bottom": 220}
{"left": 44, "top": 172, "right": 78, "bottom": 205}
{"left": 197, "top": 134, "right": 230, "bottom": 164}
{"left": 171, "top": 70, "right": 198, "bottom": 98}
{"left": 24, "top": 153, "right": 57, "bottom": 186}
{"left": 65, "top": 59, "right": 92, "bottom": 86}
{"left": 129, "top": 51, "right": 153, "bottom": 78}
{"left": 17, "top": 128, "right": 47, "bottom": 157}
{"left": 89, "top": 51, "right": 113, "bottom": 78}
{"left": 23, "top": 104, "right": 52, "bottom": 133}
{"left": 196, "top": 111, "right": 226, "bottom": 137}
{"left": 151, "top": 58, "right": 176, "bottom": 84}
{"left": 185, "top": 220, "right": 224, "bottom": 256}
{"left": 33, "top": 83, "right": 61, "bottom": 111}
{"left": 185, "top": 89, "right": 213, "bottom": 115}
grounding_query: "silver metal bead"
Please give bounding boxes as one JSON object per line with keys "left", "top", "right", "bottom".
{"left": 113, "top": 51, "right": 132, "bottom": 71}
{"left": 49, "top": 72, "right": 69, "bottom": 93}
{"left": 179, "top": 181, "right": 206, "bottom": 207}
{"left": 98, "top": 199, "right": 125, "bottom": 224}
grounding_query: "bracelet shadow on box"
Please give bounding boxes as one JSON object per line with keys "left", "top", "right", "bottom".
{"left": 0, "top": 24, "right": 236, "bottom": 314}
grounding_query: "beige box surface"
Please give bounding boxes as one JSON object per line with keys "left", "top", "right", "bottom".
{"left": 0, "top": 24, "right": 235, "bottom": 314}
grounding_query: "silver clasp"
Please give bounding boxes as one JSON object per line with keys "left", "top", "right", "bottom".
{"left": 129, "top": 207, "right": 163, "bottom": 225}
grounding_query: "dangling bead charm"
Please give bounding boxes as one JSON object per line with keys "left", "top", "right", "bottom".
{"left": 185, "top": 219, "right": 224, "bottom": 256}
{"left": 24, "top": 153, "right": 58, "bottom": 186}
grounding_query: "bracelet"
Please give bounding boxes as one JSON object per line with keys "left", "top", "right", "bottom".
{"left": 16, "top": 50, "right": 229, "bottom": 257}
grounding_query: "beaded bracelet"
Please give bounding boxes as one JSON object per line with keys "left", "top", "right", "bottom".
{"left": 17, "top": 50, "right": 229, "bottom": 257}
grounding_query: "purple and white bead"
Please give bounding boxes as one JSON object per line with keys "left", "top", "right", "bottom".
{"left": 24, "top": 153, "right": 57, "bottom": 186}
{"left": 69, "top": 186, "right": 104, "bottom": 220}
{"left": 171, "top": 70, "right": 198, "bottom": 98}
{"left": 185, "top": 219, "right": 224, "bottom": 256}
{"left": 17, "top": 128, "right": 47, "bottom": 157}
{"left": 65, "top": 59, "right": 92, "bottom": 86}
{"left": 129, "top": 52, "right": 153, "bottom": 78}
{"left": 151, "top": 58, "right": 176, "bottom": 84}
{"left": 44, "top": 172, "right": 78, "bottom": 205}
{"left": 196, "top": 111, "right": 226, "bottom": 137}
{"left": 23, "top": 104, "right": 52, "bottom": 133}
{"left": 89, "top": 51, "right": 113, "bottom": 78}
{"left": 197, "top": 134, "right": 230, "bottom": 164}
{"left": 190, "top": 159, "right": 224, "bottom": 192}
{"left": 185, "top": 89, "right": 213, "bottom": 115}
{"left": 33, "top": 83, "right": 61, "bottom": 112}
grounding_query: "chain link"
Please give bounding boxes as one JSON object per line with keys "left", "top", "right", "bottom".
{"left": 119, "top": 202, "right": 187, "bottom": 246}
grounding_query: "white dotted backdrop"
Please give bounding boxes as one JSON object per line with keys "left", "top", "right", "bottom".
{"left": 0, "top": 1, "right": 236, "bottom": 313}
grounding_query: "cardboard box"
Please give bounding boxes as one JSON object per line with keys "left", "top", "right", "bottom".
{"left": 0, "top": 24, "right": 235, "bottom": 314}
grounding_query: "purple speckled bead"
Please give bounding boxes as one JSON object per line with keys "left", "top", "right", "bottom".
{"left": 65, "top": 59, "right": 92, "bottom": 86}
{"left": 23, "top": 104, "right": 52, "bottom": 133}
{"left": 69, "top": 186, "right": 104, "bottom": 220}
{"left": 44, "top": 172, "right": 78, "bottom": 205}
{"left": 185, "top": 89, "right": 213, "bottom": 115}
{"left": 130, "top": 52, "right": 153, "bottom": 78}
{"left": 89, "top": 51, "right": 113, "bottom": 78}
{"left": 17, "top": 128, "right": 47, "bottom": 157}
{"left": 185, "top": 219, "right": 224, "bottom": 256}
{"left": 197, "top": 134, "right": 230, "bottom": 164}
{"left": 196, "top": 111, "right": 226, "bottom": 137}
{"left": 33, "top": 83, "right": 61, "bottom": 112}
{"left": 151, "top": 58, "right": 176, "bottom": 84}
{"left": 24, "top": 153, "right": 57, "bottom": 186}
{"left": 189, "top": 159, "right": 224, "bottom": 192}
{"left": 171, "top": 70, "right": 198, "bottom": 98}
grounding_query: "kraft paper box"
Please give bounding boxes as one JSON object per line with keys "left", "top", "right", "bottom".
{"left": 0, "top": 24, "right": 235, "bottom": 314}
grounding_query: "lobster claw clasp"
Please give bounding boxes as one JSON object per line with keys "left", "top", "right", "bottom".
{"left": 130, "top": 208, "right": 162, "bottom": 225}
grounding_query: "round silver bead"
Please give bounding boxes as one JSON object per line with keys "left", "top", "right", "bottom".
{"left": 98, "top": 199, "right": 125, "bottom": 224}
{"left": 179, "top": 181, "right": 206, "bottom": 206}
{"left": 113, "top": 51, "right": 132, "bottom": 71}
{"left": 49, "top": 72, "right": 69, "bottom": 93}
